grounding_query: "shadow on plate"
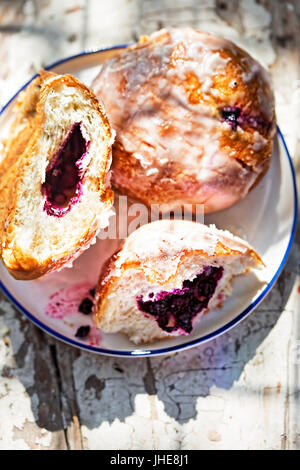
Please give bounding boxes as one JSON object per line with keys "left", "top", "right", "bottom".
{"left": 0, "top": 225, "right": 297, "bottom": 433}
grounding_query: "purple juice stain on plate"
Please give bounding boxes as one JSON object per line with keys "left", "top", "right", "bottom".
{"left": 45, "top": 281, "right": 102, "bottom": 346}
{"left": 221, "top": 106, "right": 271, "bottom": 133}
{"left": 45, "top": 281, "right": 94, "bottom": 319}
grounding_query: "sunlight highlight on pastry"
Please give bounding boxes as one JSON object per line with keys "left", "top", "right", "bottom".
{"left": 94, "top": 220, "right": 264, "bottom": 344}
{"left": 92, "top": 27, "right": 276, "bottom": 214}
{"left": 0, "top": 71, "right": 113, "bottom": 280}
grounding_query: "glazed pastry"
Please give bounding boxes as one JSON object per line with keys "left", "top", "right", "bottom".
{"left": 94, "top": 220, "right": 263, "bottom": 344}
{"left": 0, "top": 71, "right": 113, "bottom": 280}
{"left": 92, "top": 28, "right": 276, "bottom": 214}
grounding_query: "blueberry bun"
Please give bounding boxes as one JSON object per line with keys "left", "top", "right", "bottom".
{"left": 0, "top": 71, "right": 113, "bottom": 280}
{"left": 92, "top": 28, "right": 276, "bottom": 213}
{"left": 94, "top": 220, "right": 263, "bottom": 344}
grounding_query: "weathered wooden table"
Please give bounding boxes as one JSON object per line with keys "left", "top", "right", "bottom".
{"left": 0, "top": 0, "right": 299, "bottom": 450}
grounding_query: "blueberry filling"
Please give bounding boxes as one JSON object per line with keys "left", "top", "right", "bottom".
{"left": 221, "top": 106, "right": 241, "bottom": 131}
{"left": 79, "top": 297, "right": 93, "bottom": 315}
{"left": 89, "top": 287, "right": 96, "bottom": 298}
{"left": 42, "top": 122, "right": 89, "bottom": 217}
{"left": 75, "top": 325, "right": 90, "bottom": 339}
{"left": 137, "top": 266, "right": 224, "bottom": 334}
{"left": 221, "top": 106, "right": 271, "bottom": 133}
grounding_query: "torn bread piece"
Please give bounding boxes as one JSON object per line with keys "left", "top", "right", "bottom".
{"left": 0, "top": 70, "right": 114, "bottom": 280}
{"left": 94, "top": 220, "right": 263, "bottom": 344}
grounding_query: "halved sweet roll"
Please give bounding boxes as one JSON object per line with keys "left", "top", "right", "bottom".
{"left": 94, "top": 220, "right": 263, "bottom": 344}
{"left": 0, "top": 71, "right": 114, "bottom": 280}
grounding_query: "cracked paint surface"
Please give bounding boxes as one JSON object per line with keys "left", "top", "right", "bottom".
{"left": 0, "top": 0, "right": 299, "bottom": 450}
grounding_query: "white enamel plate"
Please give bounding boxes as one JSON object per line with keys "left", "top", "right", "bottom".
{"left": 0, "top": 46, "right": 297, "bottom": 356}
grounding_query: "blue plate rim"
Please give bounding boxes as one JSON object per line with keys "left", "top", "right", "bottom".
{"left": 0, "top": 47, "right": 298, "bottom": 357}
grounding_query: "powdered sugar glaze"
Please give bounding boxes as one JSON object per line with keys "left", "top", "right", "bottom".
{"left": 93, "top": 28, "right": 276, "bottom": 214}
{"left": 111, "top": 220, "right": 261, "bottom": 284}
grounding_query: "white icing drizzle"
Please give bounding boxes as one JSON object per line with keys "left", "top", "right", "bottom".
{"left": 111, "top": 220, "right": 259, "bottom": 285}
{"left": 44, "top": 75, "right": 62, "bottom": 85}
{"left": 253, "top": 130, "right": 268, "bottom": 151}
{"left": 132, "top": 152, "right": 152, "bottom": 168}
{"left": 92, "top": 28, "right": 275, "bottom": 213}
{"left": 146, "top": 168, "right": 159, "bottom": 176}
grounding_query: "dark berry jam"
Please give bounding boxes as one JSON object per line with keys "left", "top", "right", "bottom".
{"left": 89, "top": 287, "right": 96, "bottom": 298}
{"left": 75, "top": 325, "right": 90, "bottom": 339}
{"left": 42, "top": 122, "right": 89, "bottom": 217}
{"left": 242, "top": 114, "right": 271, "bottom": 133}
{"left": 221, "top": 106, "right": 271, "bottom": 133}
{"left": 221, "top": 106, "right": 241, "bottom": 131}
{"left": 137, "top": 266, "right": 223, "bottom": 334}
{"left": 79, "top": 297, "right": 93, "bottom": 315}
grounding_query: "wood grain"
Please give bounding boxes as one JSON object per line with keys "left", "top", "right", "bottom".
{"left": 0, "top": 0, "right": 299, "bottom": 450}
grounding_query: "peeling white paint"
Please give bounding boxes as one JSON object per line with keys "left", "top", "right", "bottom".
{"left": 0, "top": 0, "right": 299, "bottom": 451}
{"left": 81, "top": 394, "right": 181, "bottom": 450}
{"left": 0, "top": 298, "right": 54, "bottom": 449}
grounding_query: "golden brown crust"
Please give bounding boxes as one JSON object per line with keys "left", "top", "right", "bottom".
{"left": 0, "top": 70, "right": 113, "bottom": 280}
{"left": 93, "top": 28, "right": 276, "bottom": 214}
{"left": 93, "top": 248, "right": 122, "bottom": 324}
{"left": 5, "top": 216, "right": 100, "bottom": 280}
{"left": 94, "top": 220, "right": 263, "bottom": 326}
